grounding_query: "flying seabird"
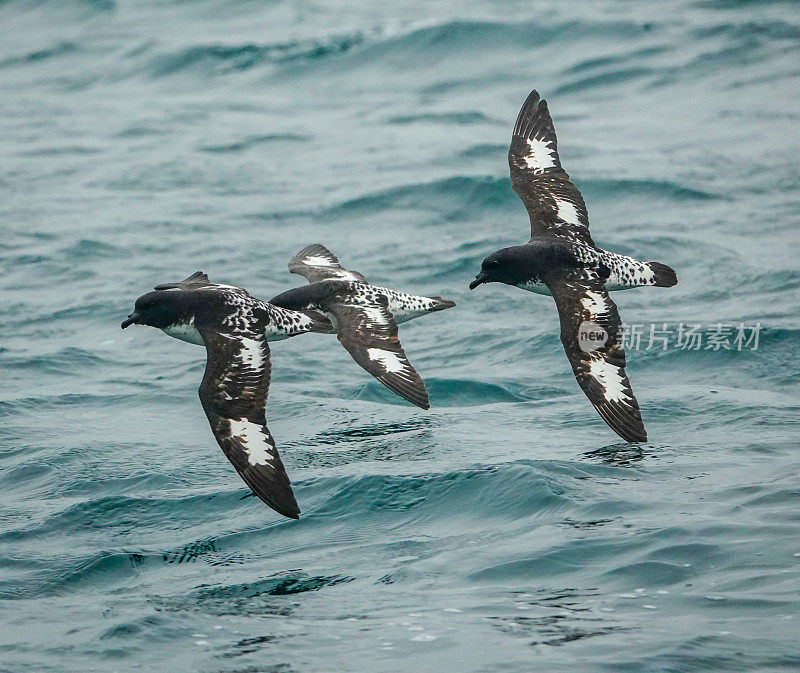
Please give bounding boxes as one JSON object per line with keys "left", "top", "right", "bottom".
{"left": 469, "top": 90, "right": 677, "bottom": 443}
{"left": 269, "top": 244, "right": 455, "bottom": 410}
{"left": 121, "top": 271, "right": 333, "bottom": 519}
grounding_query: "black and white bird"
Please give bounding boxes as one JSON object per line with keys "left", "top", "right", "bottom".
{"left": 269, "top": 244, "right": 455, "bottom": 410}
{"left": 121, "top": 271, "right": 333, "bottom": 519}
{"left": 469, "top": 91, "right": 677, "bottom": 443}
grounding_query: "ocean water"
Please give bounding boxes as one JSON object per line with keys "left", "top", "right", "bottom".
{"left": 2, "top": 0, "right": 799, "bottom": 671}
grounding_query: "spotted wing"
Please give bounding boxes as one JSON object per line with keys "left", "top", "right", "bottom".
{"left": 288, "top": 244, "right": 367, "bottom": 284}
{"left": 508, "top": 90, "right": 594, "bottom": 246}
{"left": 545, "top": 270, "right": 646, "bottom": 442}
{"left": 329, "top": 298, "right": 429, "bottom": 410}
{"left": 197, "top": 330, "right": 300, "bottom": 518}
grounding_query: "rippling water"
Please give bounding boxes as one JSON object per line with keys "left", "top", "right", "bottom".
{"left": 2, "top": 1, "right": 800, "bottom": 671}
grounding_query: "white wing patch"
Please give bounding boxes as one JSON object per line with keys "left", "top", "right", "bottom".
{"left": 228, "top": 418, "right": 274, "bottom": 466}
{"left": 237, "top": 336, "right": 265, "bottom": 370}
{"left": 361, "top": 306, "right": 387, "bottom": 325}
{"left": 588, "top": 356, "right": 630, "bottom": 403}
{"left": 303, "top": 255, "right": 335, "bottom": 267}
{"left": 366, "top": 348, "right": 405, "bottom": 373}
{"left": 556, "top": 199, "right": 582, "bottom": 225}
{"left": 523, "top": 137, "right": 556, "bottom": 171}
{"left": 186, "top": 283, "right": 243, "bottom": 291}
{"left": 581, "top": 290, "right": 608, "bottom": 316}
{"left": 333, "top": 271, "right": 366, "bottom": 282}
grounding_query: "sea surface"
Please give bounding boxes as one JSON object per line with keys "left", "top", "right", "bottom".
{"left": 2, "top": 1, "right": 799, "bottom": 671}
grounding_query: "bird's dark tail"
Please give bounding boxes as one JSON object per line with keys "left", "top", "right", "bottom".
{"left": 305, "top": 309, "right": 335, "bottom": 333}
{"left": 647, "top": 262, "right": 678, "bottom": 287}
{"left": 427, "top": 296, "right": 456, "bottom": 311}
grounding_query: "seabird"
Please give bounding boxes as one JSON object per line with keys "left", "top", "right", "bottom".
{"left": 121, "top": 271, "right": 333, "bottom": 519}
{"left": 469, "top": 90, "right": 677, "bottom": 442}
{"left": 269, "top": 244, "right": 455, "bottom": 410}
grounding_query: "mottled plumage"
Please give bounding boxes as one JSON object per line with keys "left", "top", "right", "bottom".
{"left": 270, "top": 244, "right": 455, "bottom": 410}
{"left": 470, "top": 90, "right": 678, "bottom": 443}
{"left": 122, "top": 271, "right": 332, "bottom": 519}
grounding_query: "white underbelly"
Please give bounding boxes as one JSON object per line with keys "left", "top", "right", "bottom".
{"left": 161, "top": 322, "right": 204, "bottom": 345}
{"left": 517, "top": 280, "right": 552, "bottom": 296}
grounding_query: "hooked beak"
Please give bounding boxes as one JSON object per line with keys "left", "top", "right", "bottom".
{"left": 121, "top": 311, "right": 140, "bottom": 329}
{"left": 469, "top": 272, "right": 489, "bottom": 290}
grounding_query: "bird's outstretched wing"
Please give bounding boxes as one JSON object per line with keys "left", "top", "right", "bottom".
{"left": 329, "top": 296, "right": 429, "bottom": 410}
{"left": 288, "top": 244, "right": 367, "bottom": 284}
{"left": 545, "top": 270, "right": 646, "bottom": 442}
{"left": 198, "top": 329, "right": 300, "bottom": 518}
{"left": 508, "top": 90, "right": 594, "bottom": 246}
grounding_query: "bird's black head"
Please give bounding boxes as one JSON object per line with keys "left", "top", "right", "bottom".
{"left": 469, "top": 246, "right": 531, "bottom": 290}
{"left": 121, "top": 290, "right": 183, "bottom": 330}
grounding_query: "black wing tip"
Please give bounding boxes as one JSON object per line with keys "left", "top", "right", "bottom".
{"left": 269, "top": 502, "right": 300, "bottom": 519}
{"left": 279, "top": 505, "right": 301, "bottom": 520}
{"left": 300, "top": 242, "right": 331, "bottom": 252}
{"left": 514, "top": 89, "right": 549, "bottom": 132}
{"left": 403, "top": 395, "right": 430, "bottom": 411}
{"left": 253, "top": 486, "right": 301, "bottom": 519}
{"left": 376, "top": 373, "right": 430, "bottom": 410}
{"left": 522, "top": 89, "right": 541, "bottom": 109}
{"left": 292, "top": 243, "right": 336, "bottom": 261}
{"left": 613, "top": 424, "right": 647, "bottom": 443}
{"left": 526, "top": 90, "right": 548, "bottom": 112}
{"left": 154, "top": 270, "right": 209, "bottom": 291}
{"left": 403, "top": 390, "right": 430, "bottom": 410}
{"left": 237, "top": 462, "right": 301, "bottom": 519}
{"left": 594, "top": 402, "right": 648, "bottom": 443}
{"left": 406, "top": 390, "right": 431, "bottom": 410}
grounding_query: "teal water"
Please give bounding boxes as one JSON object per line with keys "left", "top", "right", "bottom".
{"left": 2, "top": 1, "right": 800, "bottom": 671}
